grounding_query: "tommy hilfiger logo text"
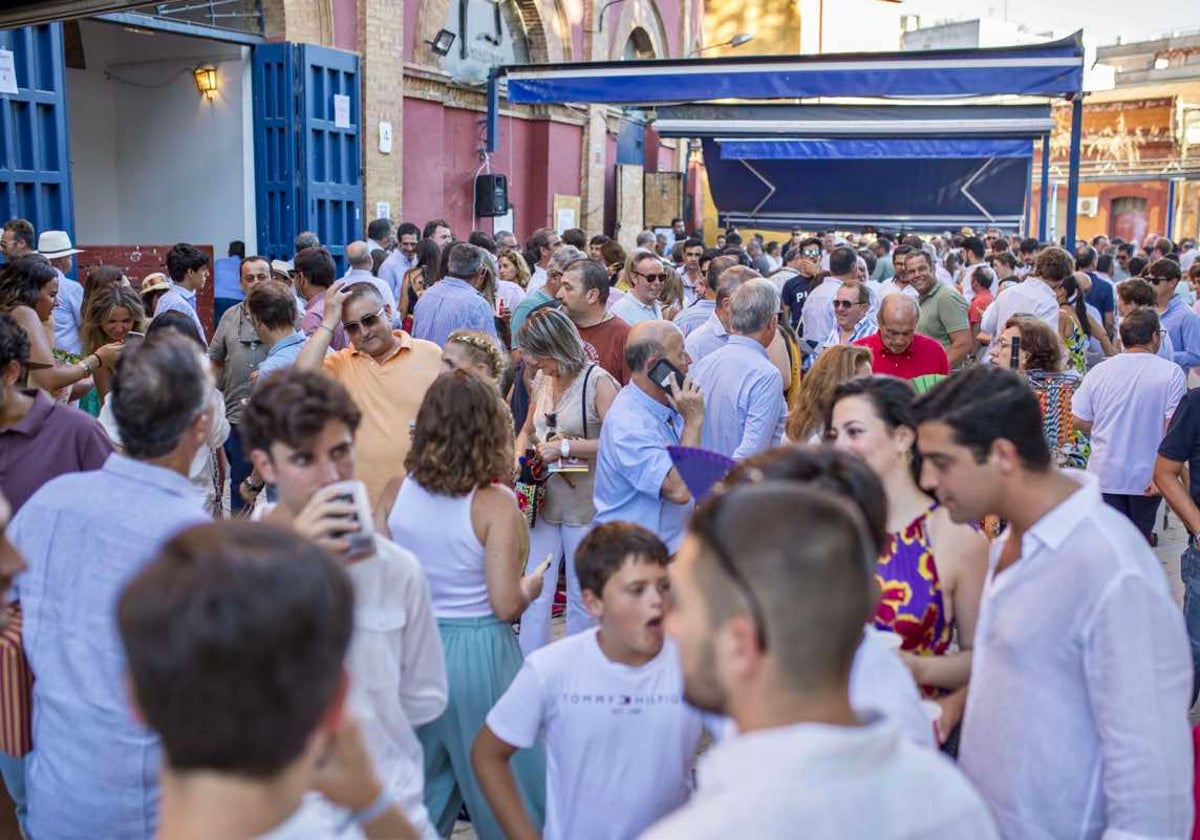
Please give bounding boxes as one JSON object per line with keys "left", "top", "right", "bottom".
{"left": 560, "top": 693, "right": 683, "bottom": 706}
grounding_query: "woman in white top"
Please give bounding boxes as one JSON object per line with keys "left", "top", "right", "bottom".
{"left": 381, "top": 371, "right": 546, "bottom": 840}
{"left": 513, "top": 308, "right": 618, "bottom": 654}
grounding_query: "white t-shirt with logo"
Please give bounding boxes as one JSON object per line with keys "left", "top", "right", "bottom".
{"left": 485, "top": 629, "right": 704, "bottom": 840}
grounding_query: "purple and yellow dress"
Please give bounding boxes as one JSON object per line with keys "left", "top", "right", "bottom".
{"left": 873, "top": 503, "right": 951, "bottom": 697}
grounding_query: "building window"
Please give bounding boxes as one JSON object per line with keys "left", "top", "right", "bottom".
{"left": 623, "top": 27, "right": 655, "bottom": 60}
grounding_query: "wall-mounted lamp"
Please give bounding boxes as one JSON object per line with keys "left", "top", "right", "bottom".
{"left": 193, "top": 65, "right": 217, "bottom": 100}
{"left": 427, "top": 29, "right": 456, "bottom": 56}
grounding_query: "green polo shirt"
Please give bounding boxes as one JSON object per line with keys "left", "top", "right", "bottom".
{"left": 917, "top": 281, "right": 969, "bottom": 349}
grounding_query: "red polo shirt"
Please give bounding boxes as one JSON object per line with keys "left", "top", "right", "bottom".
{"left": 854, "top": 332, "right": 950, "bottom": 380}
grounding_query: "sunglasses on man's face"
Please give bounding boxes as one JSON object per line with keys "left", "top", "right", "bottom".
{"left": 343, "top": 305, "right": 386, "bottom": 335}
{"left": 637, "top": 271, "right": 665, "bottom": 283}
{"left": 833, "top": 299, "right": 864, "bottom": 309}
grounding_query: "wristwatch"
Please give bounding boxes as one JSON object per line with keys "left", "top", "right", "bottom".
{"left": 560, "top": 438, "right": 571, "bottom": 459}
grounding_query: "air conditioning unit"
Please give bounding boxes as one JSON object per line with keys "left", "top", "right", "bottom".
{"left": 1077, "top": 197, "right": 1099, "bottom": 217}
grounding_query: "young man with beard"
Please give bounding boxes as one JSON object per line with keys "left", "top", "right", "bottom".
{"left": 913, "top": 366, "right": 1192, "bottom": 840}
{"left": 644, "top": 483, "right": 996, "bottom": 839}
{"left": 472, "top": 523, "right": 703, "bottom": 840}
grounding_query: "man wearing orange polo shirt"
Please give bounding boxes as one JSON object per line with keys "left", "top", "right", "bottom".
{"left": 295, "top": 279, "right": 441, "bottom": 506}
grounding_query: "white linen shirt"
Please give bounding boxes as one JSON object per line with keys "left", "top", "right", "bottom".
{"left": 640, "top": 718, "right": 997, "bottom": 840}
{"left": 958, "top": 471, "right": 1193, "bottom": 840}
{"left": 611, "top": 294, "right": 665, "bottom": 326}
{"left": 979, "top": 277, "right": 1060, "bottom": 360}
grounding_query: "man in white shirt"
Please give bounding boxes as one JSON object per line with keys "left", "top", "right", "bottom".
{"left": 36, "top": 230, "right": 85, "bottom": 355}
{"left": 117, "top": 521, "right": 420, "bottom": 840}
{"left": 643, "top": 483, "right": 997, "bottom": 839}
{"left": 343, "top": 240, "right": 399, "bottom": 320}
{"left": 800, "top": 246, "right": 855, "bottom": 349}
{"left": 377, "top": 222, "right": 420, "bottom": 298}
{"left": 245, "top": 369, "right": 448, "bottom": 839}
{"left": 979, "top": 245, "right": 1071, "bottom": 361}
{"left": 674, "top": 255, "right": 736, "bottom": 338}
{"left": 524, "top": 228, "right": 562, "bottom": 294}
{"left": 1071, "top": 307, "right": 1187, "bottom": 541}
{"left": 611, "top": 252, "right": 666, "bottom": 326}
{"left": 473, "top": 523, "right": 704, "bottom": 840}
{"left": 914, "top": 365, "right": 1193, "bottom": 840}
{"left": 958, "top": 236, "right": 989, "bottom": 301}
{"left": 155, "top": 242, "right": 212, "bottom": 341}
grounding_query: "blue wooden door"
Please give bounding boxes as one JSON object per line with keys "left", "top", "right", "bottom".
{"left": 297, "top": 44, "right": 360, "bottom": 272}
{"left": 253, "top": 42, "right": 361, "bottom": 271}
{"left": 0, "top": 23, "right": 73, "bottom": 239}
{"left": 251, "top": 43, "right": 297, "bottom": 264}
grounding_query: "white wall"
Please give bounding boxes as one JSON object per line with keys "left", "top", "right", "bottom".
{"left": 67, "top": 20, "right": 256, "bottom": 253}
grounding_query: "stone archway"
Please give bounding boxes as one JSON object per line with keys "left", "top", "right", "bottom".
{"left": 414, "top": 0, "right": 567, "bottom": 69}
{"left": 607, "top": 0, "right": 669, "bottom": 61}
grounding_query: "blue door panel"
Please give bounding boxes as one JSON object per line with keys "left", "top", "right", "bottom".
{"left": 298, "top": 44, "right": 360, "bottom": 272}
{"left": 0, "top": 23, "right": 73, "bottom": 239}
{"left": 251, "top": 42, "right": 297, "bottom": 264}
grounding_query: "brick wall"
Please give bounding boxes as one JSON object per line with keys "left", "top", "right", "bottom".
{"left": 359, "top": 0, "right": 404, "bottom": 224}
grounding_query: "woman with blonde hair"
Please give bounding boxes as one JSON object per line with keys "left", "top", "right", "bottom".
{"left": 513, "top": 307, "right": 618, "bottom": 653}
{"left": 383, "top": 372, "right": 546, "bottom": 839}
{"left": 785, "top": 345, "right": 873, "bottom": 443}
{"left": 79, "top": 284, "right": 146, "bottom": 411}
{"left": 498, "top": 249, "right": 532, "bottom": 291}
{"left": 443, "top": 328, "right": 508, "bottom": 387}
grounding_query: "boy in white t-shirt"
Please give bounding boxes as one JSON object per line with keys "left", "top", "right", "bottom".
{"left": 472, "top": 523, "right": 704, "bottom": 840}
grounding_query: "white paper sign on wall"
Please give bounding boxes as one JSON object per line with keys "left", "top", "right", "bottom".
{"left": 376, "top": 201, "right": 391, "bottom": 221}
{"left": 333, "top": 94, "right": 351, "bottom": 129}
{"left": 0, "top": 51, "right": 18, "bottom": 96}
{"left": 379, "top": 121, "right": 393, "bottom": 154}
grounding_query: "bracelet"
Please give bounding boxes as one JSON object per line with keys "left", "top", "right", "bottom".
{"left": 79, "top": 356, "right": 95, "bottom": 375}
{"left": 338, "top": 788, "right": 394, "bottom": 832}
{"left": 320, "top": 323, "right": 337, "bottom": 335}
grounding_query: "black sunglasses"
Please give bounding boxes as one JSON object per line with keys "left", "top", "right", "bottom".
{"left": 690, "top": 494, "right": 769, "bottom": 651}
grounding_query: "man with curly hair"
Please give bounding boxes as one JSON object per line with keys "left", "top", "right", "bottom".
{"left": 243, "top": 368, "right": 448, "bottom": 838}
{"left": 295, "top": 279, "right": 441, "bottom": 506}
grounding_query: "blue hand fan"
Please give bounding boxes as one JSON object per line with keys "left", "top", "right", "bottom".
{"left": 667, "top": 446, "right": 737, "bottom": 502}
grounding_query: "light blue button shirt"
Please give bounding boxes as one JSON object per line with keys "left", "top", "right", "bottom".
{"left": 256, "top": 330, "right": 307, "bottom": 378}
{"left": 610, "top": 294, "right": 664, "bottom": 326}
{"left": 673, "top": 299, "right": 716, "bottom": 337}
{"left": 690, "top": 335, "right": 785, "bottom": 460}
{"left": 593, "top": 383, "right": 693, "bottom": 553}
{"left": 378, "top": 250, "right": 416, "bottom": 298}
{"left": 9, "top": 454, "right": 208, "bottom": 840}
{"left": 411, "top": 276, "right": 498, "bottom": 348}
{"left": 1160, "top": 295, "right": 1200, "bottom": 371}
{"left": 822, "top": 312, "right": 879, "bottom": 350}
{"left": 684, "top": 313, "right": 729, "bottom": 363}
{"left": 52, "top": 269, "right": 83, "bottom": 355}
{"left": 154, "top": 284, "right": 206, "bottom": 341}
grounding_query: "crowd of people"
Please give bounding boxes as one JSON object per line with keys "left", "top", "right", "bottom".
{"left": 0, "top": 211, "right": 1195, "bottom": 839}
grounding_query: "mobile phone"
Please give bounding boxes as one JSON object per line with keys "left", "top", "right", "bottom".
{"left": 1009, "top": 335, "right": 1021, "bottom": 370}
{"left": 648, "top": 358, "right": 687, "bottom": 392}
{"left": 326, "top": 479, "right": 375, "bottom": 561}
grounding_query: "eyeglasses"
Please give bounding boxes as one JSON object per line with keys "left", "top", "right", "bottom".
{"left": 342, "top": 305, "right": 386, "bottom": 335}
{"left": 833, "top": 299, "right": 864, "bottom": 309}
{"left": 691, "top": 494, "right": 769, "bottom": 651}
{"left": 636, "top": 271, "right": 666, "bottom": 283}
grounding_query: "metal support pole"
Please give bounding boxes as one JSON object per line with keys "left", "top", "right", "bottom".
{"left": 1167, "top": 178, "right": 1178, "bottom": 241}
{"left": 1038, "top": 133, "right": 1050, "bottom": 241}
{"left": 1024, "top": 148, "right": 1034, "bottom": 236}
{"left": 1065, "top": 96, "right": 1084, "bottom": 247}
{"left": 486, "top": 69, "right": 499, "bottom": 153}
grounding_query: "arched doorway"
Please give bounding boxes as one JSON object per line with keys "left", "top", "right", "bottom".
{"left": 623, "top": 26, "right": 656, "bottom": 60}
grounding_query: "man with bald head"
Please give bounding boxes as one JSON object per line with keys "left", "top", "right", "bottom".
{"left": 342, "top": 239, "right": 398, "bottom": 317}
{"left": 854, "top": 295, "right": 949, "bottom": 380}
{"left": 593, "top": 320, "right": 705, "bottom": 554}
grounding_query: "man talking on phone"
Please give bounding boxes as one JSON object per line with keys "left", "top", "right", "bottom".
{"left": 243, "top": 368, "right": 448, "bottom": 838}
{"left": 593, "top": 321, "right": 705, "bottom": 555}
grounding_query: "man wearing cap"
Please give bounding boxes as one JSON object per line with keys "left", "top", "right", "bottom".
{"left": 37, "top": 231, "right": 85, "bottom": 357}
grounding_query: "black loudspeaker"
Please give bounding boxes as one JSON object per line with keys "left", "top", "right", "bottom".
{"left": 475, "top": 174, "right": 509, "bottom": 217}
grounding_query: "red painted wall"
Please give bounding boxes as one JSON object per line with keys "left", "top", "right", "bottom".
{"left": 402, "top": 98, "right": 583, "bottom": 242}
{"left": 332, "top": 0, "right": 358, "bottom": 52}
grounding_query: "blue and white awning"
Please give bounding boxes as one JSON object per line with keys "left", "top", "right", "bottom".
{"left": 715, "top": 138, "right": 1035, "bottom": 160}
{"left": 497, "top": 34, "right": 1084, "bottom": 105}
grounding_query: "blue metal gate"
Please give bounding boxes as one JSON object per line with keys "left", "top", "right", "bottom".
{"left": 0, "top": 23, "right": 73, "bottom": 239}
{"left": 252, "top": 42, "right": 360, "bottom": 270}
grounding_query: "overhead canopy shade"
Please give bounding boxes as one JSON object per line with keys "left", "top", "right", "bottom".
{"left": 716, "top": 138, "right": 1035, "bottom": 160}
{"left": 651, "top": 104, "right": 1054, "bottom": 139}
{"left": 702, "top": 139, "right": 1028, "bottom": 233}
{"left": 498, "top": 34, "right": 1084, "bottom": 105}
